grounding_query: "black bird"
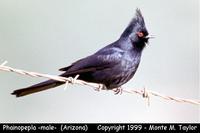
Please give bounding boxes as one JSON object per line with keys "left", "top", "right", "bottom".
{"left": 12, "top": 9, "right": 150, "bottom": 97}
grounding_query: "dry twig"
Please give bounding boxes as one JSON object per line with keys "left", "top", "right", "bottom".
{"left": 0, "top": 61, "right": 199, "bottom": 105}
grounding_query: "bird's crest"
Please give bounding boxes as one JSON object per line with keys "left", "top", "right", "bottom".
{"left": 121, "top": 8, "right": 146, "bottom": 37}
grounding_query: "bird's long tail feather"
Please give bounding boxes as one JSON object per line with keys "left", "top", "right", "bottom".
{"left": 11, "top": 80, "right": 64, "bottom": 97}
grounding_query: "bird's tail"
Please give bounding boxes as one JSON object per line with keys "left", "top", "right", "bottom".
{"left": 11, "top": 79, "right": 64, "bottom": 97}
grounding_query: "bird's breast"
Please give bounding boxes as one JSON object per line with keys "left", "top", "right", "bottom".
{"left": 121, "top": 51, "right": 141, "bottom": 71}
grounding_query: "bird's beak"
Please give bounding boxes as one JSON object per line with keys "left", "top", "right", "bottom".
{"left": 145, "top": 35, "right": 155, "bottom": 39}
{"left": 145, "top": 35, "right": 154, "bottom": 45}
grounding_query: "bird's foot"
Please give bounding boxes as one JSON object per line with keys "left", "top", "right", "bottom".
{"left": 94, "top": 84, "right": 106, "bottom": 91}
{"left": 113, "top": 87, "right": 123, "bottom": 95}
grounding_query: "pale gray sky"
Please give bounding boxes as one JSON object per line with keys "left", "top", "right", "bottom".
{"left": 0, "top": 0, "right": 199, "bottom": 122}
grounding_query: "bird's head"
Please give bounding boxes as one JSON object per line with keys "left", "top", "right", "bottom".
{"left": 121, "top": 9, "right": 151, "bottom": 50}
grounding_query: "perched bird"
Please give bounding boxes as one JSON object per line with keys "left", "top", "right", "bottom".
{"left": 12, "top": 9, "right": 151, "bottom": 97}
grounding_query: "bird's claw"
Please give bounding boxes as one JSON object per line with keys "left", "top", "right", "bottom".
{"left": 94, "top": 84, "right": 106, "bottom": 91}
{"left": 113, "top": 87, "right": 123, "bottom": 95}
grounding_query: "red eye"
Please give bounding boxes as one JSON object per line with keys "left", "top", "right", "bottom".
{"left": 137, "top": 32, "right": 144, "bottom": 38}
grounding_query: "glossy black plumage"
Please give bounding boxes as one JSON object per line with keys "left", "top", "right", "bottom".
{"left": 12, "top": 9, "right": 150, "bottom": 97}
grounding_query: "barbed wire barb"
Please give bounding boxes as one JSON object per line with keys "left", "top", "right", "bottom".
{"left": 0, "top": 61, "right": 199, "bottom": 106}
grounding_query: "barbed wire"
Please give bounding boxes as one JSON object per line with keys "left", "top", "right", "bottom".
{"left": 0, "top": 61, "right": 199, "bottom": 105}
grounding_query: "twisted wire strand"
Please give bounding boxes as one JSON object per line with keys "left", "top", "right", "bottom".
{"left": 1, "top": 61, "right": 199, "bottom": 105}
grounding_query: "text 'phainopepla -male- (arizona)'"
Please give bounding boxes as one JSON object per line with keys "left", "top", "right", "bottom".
{"left": 12, "top": 9, "right": 151, "bottom": 97}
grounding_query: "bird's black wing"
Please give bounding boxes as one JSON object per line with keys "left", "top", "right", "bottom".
{"left": 59, "top": 47, "right": 124, "bottom": 76}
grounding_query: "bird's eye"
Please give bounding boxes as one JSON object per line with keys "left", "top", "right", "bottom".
{"left": 136, "top": 32, "right": 144, "bottom": 38}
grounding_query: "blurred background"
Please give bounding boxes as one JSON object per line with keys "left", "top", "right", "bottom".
{"left": 0, "top": 0, "right": 199, "bottom": 122}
